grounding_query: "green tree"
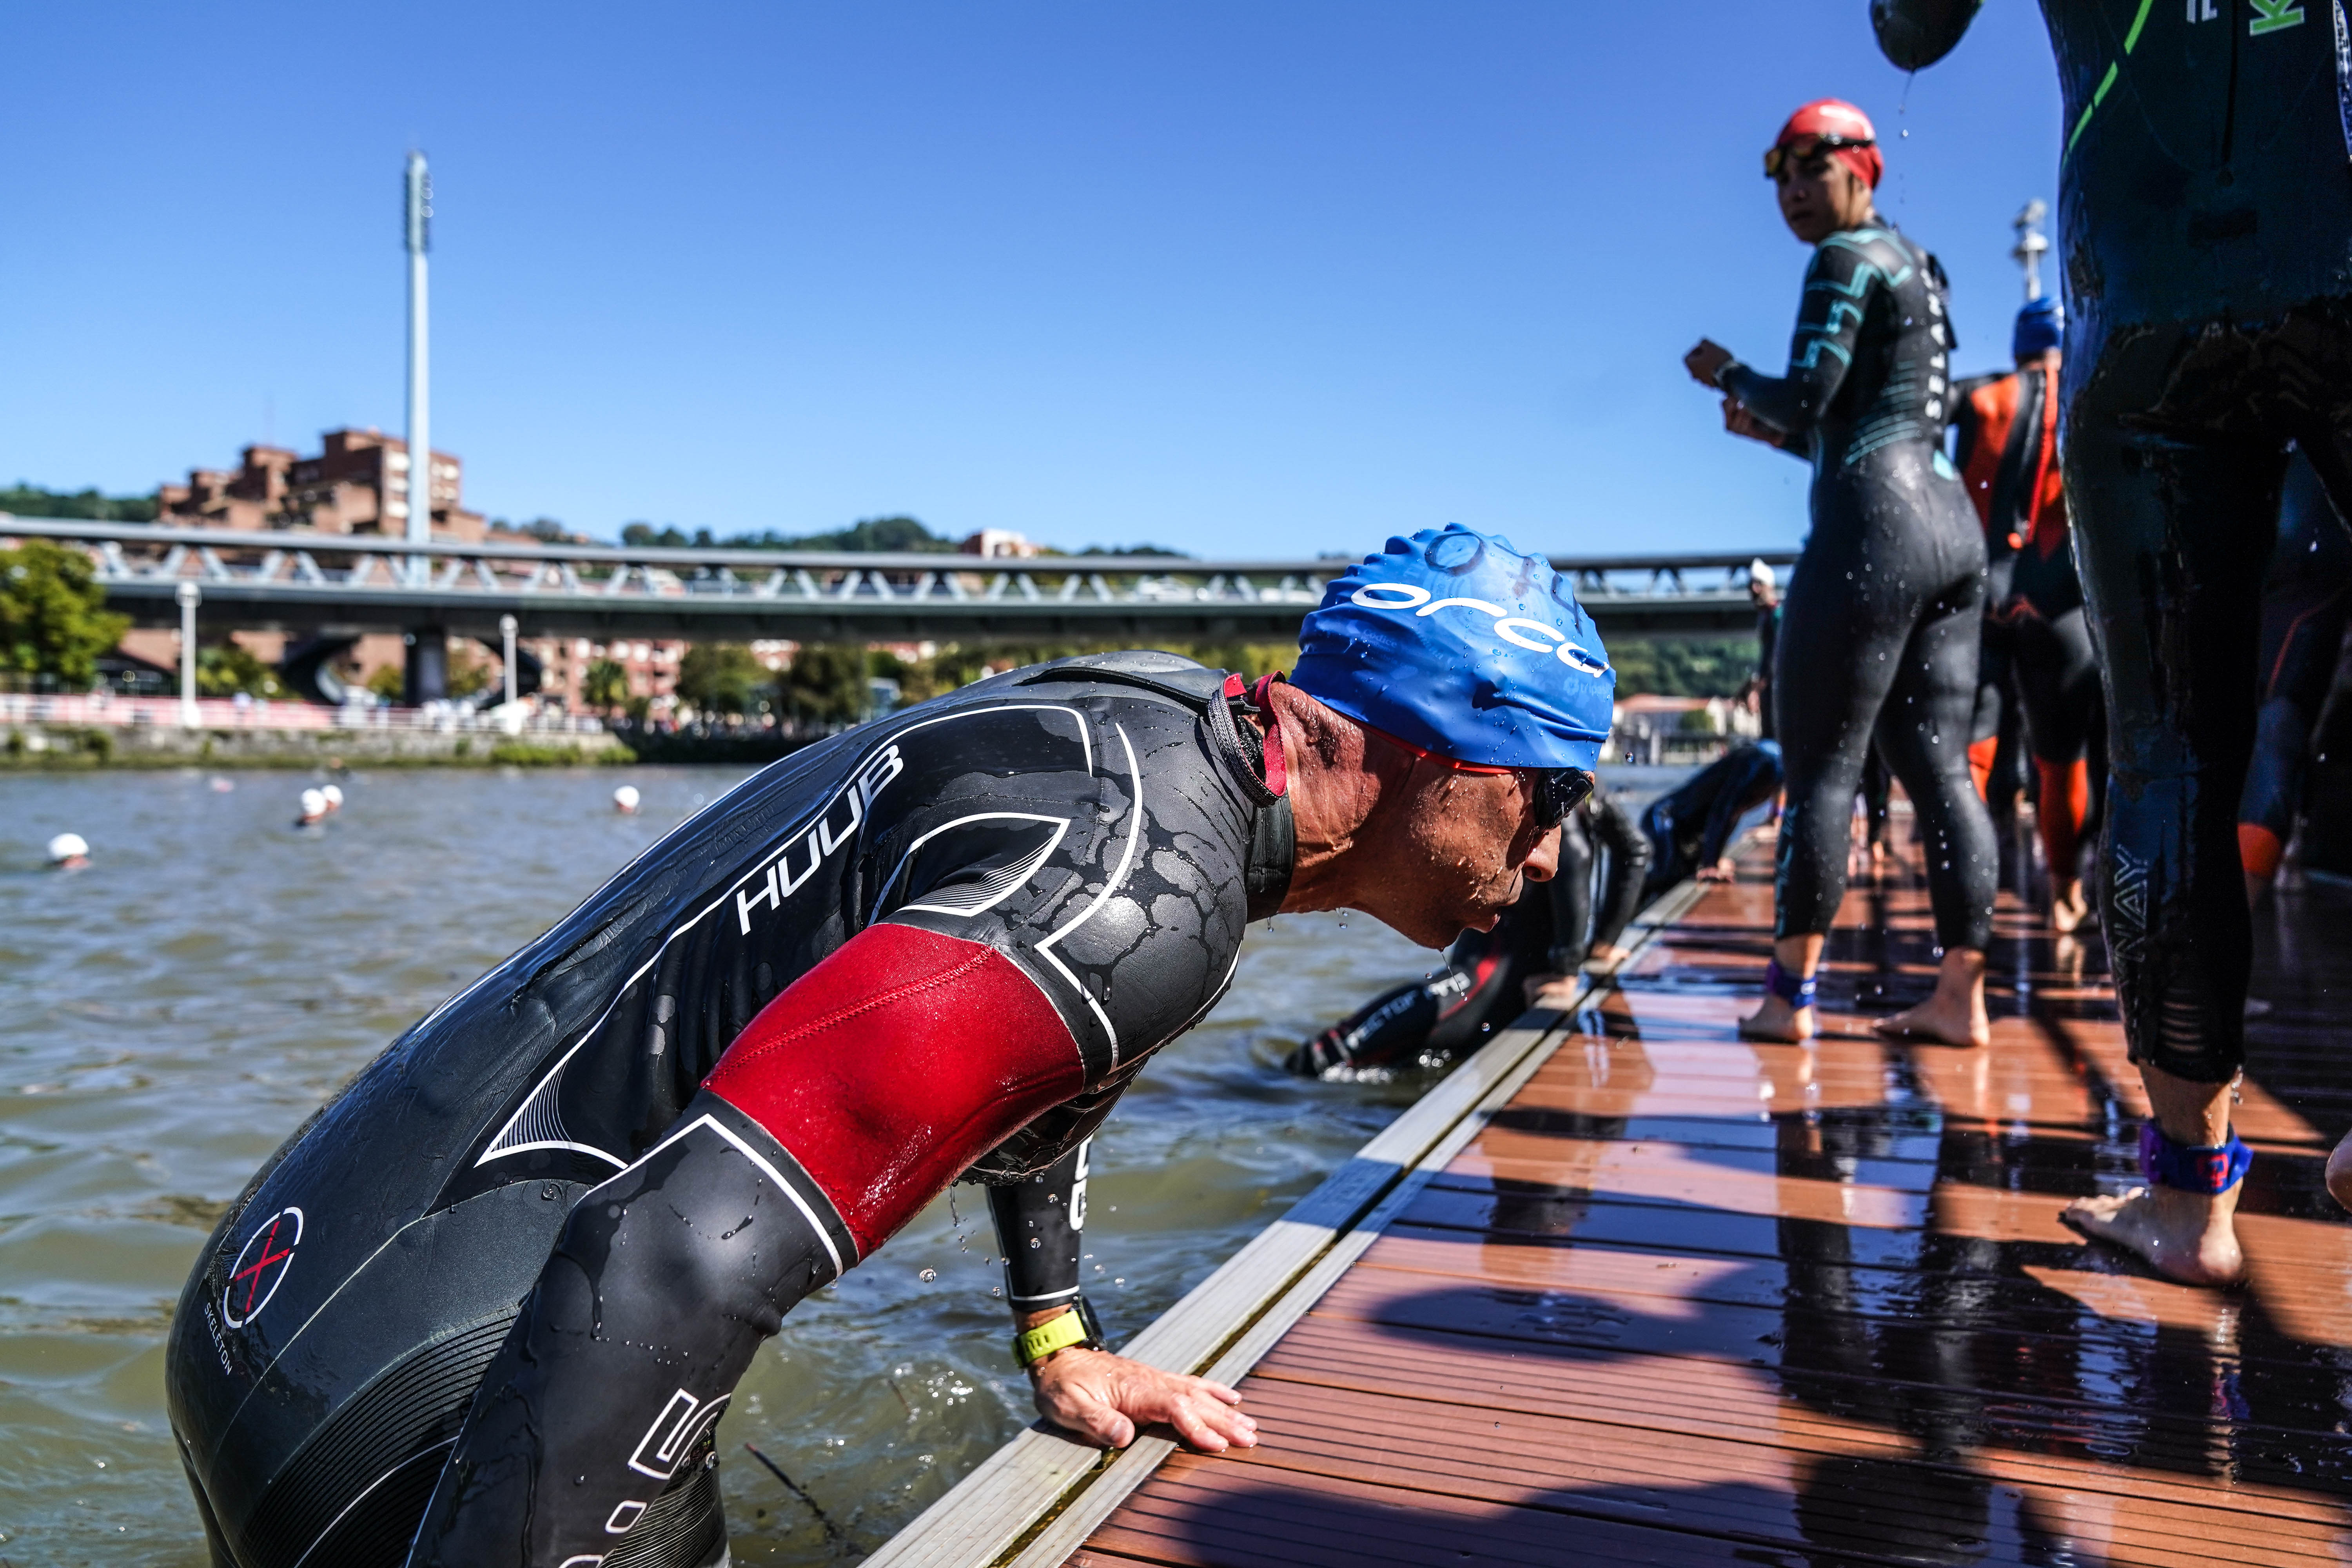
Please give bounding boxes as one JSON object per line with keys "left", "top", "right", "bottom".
{"left": 1608, "top": 637, "right": 1761, "bottom": 699}
{"left": 779, "top": 643, "right": 870, "bottom": 725}
{"left": 581, "top": 657, "right": 631, "bottom": 715}
{"left": 1, "top": 483, "right": 160, "bottom": 522}
{"left": 366, "top": 663, "right": 407, "bottom": 702}
{"left": 675, "top": 642, "right": 769, "bottom": 716}
{"left": 196, "top": 642, "right": 285, "bottom": 698}
{"left": 0, "top": 539, "right": 132, "bottom": 686}
{"left": 443, "top": 644, "right": 493, "bottom": 699}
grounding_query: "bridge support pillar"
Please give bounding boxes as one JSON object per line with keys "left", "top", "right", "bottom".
{"left": 403, "top": 627, "right": 448, "bottom": 705}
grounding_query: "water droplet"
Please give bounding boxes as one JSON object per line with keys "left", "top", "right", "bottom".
{"left": 1029, "top": 1237, "right": 1042, "bottom": 1249}
{"left": 918, "top": 1267, "right": 937, "bottom": 1283}
{"left": 990, "top": 1286, "right": 1003, "bottom": 1297}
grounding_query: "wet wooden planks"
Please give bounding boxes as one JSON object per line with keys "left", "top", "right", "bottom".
{"left": 1059, "top": 835, "right": 2352, "bottom": 1568}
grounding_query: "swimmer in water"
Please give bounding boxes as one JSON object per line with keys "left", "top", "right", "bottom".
{"left": 1684, "top": 98, "right": 1997, "bottom": 1049}
{"left": 613, "top": 782, "right": 642, "bottom": 814}
{"left": 1880, "top": 0, "right": 2352, "bottom": 1285}
{"left": 46, "top": 832, "right": 91, "bottom": 869}
{"left": 319, "top": 783, "right": 344, "bottom": 813}
{"left": 294, "top": 788, "right": 328, "bottom": 827}
{"left": 164, "top": 527, "right": 1613, "bottom": 1568}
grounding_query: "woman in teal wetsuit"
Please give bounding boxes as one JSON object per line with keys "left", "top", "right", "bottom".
{"left": 1684, "top": 98, "right": 1998, "bottom": 1051}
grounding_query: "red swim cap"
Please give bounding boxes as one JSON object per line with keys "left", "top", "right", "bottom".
{"left": 1769, "top": 98, "right": 1883, "bottom": 189}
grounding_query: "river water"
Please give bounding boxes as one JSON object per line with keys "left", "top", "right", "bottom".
{"left": 0, "top": 763, "right": 1554, "bottom": 1566}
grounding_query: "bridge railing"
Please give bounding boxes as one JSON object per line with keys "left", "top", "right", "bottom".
{"left": 0, "top": 516, "right": 1797, "bottom": 612}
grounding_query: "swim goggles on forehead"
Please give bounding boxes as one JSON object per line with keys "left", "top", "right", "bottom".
{"left": 1764, "top": 133, "right": 1874, "bottom": 179}
{"left": 1377, "top": 731, "right": 1596, "bottom": 829}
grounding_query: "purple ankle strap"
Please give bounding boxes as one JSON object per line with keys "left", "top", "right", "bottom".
{"left": 1764, "top": 959, "right": 1817, "bottom": 1009}
{"left": 2137, "top": 1122, "right": 2251, "bottom": 1194}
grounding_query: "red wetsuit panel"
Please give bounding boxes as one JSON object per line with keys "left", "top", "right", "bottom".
{"left": 1960, "top": 378, "right": 2018, "bottom": 534}
{"left": 703, "top": 923, "right": 1084, "bottom": 1256}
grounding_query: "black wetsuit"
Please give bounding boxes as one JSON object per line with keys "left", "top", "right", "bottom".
{"left": 1955, "top": 359, "right": 2105, "bottom": 878}
{"left": 165, "top": 653, "right": 1292, "bottom": 1568}
{"left": 1878, "top": 0, "right": 2352, "bottom": 1081}
{"left": 2242, "top": 449, "right": 2352, "bottom": 868}
{"left": 1722, "top": 223, "right": 1998, "bottom": 952}
{"left": 1288, "top": 789, "right": 1647, "bottom": 1076}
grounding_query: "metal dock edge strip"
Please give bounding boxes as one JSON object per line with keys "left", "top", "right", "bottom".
{"left": 861, "top": 871, "right": 1719, "bottom": 1568}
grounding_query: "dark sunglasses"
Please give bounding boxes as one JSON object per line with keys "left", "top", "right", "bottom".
{"left": 1529, "top": 768, "right": 1597, "bottom": 831}
{"left": 1764, "top": 133, "right": 1873, "bottom": 180}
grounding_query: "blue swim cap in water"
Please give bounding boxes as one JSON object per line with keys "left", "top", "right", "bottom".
{"left": 1292, "top": 524, "right": 1615, "bottom": 772}
{"left": 2013, "top": 295, "right": 2064, "bottom": 360}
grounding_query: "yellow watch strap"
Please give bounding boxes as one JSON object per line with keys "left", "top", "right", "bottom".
{"left": 1013, "top": 1307, "right": 1091, "bottom": 1368}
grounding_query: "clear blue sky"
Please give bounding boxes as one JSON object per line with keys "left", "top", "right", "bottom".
{"left": 3, "top": 2, "right": 2060, "bottom": 559}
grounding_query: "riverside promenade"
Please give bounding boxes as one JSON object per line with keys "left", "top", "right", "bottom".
{"left": 873, "top": 826, "right": 2352, "bottom": 1568}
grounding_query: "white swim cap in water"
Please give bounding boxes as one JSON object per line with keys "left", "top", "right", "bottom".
{"left": 299, "top": 788, "right": 328, "bottom": 818}
{"left": 47, "top": 832, "right": 89, "bottom": 863}
{"left": 321, "top": 784, "right": 345, "bottom": 807}
{"left": 613, "top": 785, "right": 642, "bottom": 812}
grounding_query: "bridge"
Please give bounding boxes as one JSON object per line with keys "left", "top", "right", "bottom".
{"left": 5, "top": 515, "right": 1790, "bottom": 643}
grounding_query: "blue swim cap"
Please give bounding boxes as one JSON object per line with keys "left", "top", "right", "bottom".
{"left": 1292, "top": 525, "right": 1615, "bottom": 772}
{"left": 2013, "top": 295, "right": 2064, "bottom": 360}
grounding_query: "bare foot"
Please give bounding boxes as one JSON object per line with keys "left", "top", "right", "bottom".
{"left": 1873, "top": 993, "right": 1991, "bottom": 1048}
{"left": 1740, "top": 992, "right": 1815, "bottom": 1042}
{"left": 2327, "top": 1131, "right": 2352, "bottom": 1212}
{"left": 2060, "top": 1185, "right": 2245, "bottom": 1287}
{"left": 2049, "top": 877, "right": 2089, "bottom": 933}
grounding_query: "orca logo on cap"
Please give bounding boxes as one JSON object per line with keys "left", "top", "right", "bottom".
{"left": 1349, "top": 583, "right": 1611, "bottom": 676}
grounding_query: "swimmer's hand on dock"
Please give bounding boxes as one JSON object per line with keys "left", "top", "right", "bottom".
{"left": 1028, "top": 1346, "right": 1259, "bottom": 1454}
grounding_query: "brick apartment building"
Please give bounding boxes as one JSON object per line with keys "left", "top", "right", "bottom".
{"left": 157, "top": 428, "right": 486, "bottom": 542}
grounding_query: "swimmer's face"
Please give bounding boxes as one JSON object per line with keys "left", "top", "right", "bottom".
{"left": 1774, "top": 156, "right": 1872, "bottom": 245}
{"left": 1378, "top": 763, "right": 1563, "bottom": 948}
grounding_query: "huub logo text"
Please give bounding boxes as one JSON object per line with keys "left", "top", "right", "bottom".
{"left": 737, "top": 745, "right": 905, "bottom": 934}
{"left": 1350, "top": 584, "right": 1611, "bottom": 675}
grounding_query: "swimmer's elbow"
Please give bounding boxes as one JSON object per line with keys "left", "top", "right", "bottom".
{"left": 1869, "top": 0, "right": 1980, "bottom": 71}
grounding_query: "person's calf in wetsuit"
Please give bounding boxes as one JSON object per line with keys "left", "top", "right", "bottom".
{"left": 2240, "top": 449, "right": 2352, "bottom": 906}
{"left": 164, "top": 527, "right": 1616, "bottom": 1568}
{"left": 1684, "top": 99, "right": 1999, "bottom": 1049}
{"left": 1877, "top": 0, "right": 2352, "bottom": 1281}
{"left": 1953, "top": 296, "right": 2103, "bottom": 931}
{"left": 1287, "top": 784, "right": 1650, "bottom": 1076}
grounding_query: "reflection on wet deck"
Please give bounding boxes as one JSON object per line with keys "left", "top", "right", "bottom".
{"left": 1065, "top": 837, "right": 2352, "bottom": 1568}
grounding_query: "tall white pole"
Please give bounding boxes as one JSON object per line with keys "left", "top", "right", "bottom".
{"left": 500, "top": 613, "right": 519, "bottom": 706}
{"left": 176, "top": 580, "right": 201, "bottom": 729}
{"left": 404, "top": 152, "right": 432, "bottom": 565}
{"left": 2012, "top": 199, "right": 2049, "bottom": 302}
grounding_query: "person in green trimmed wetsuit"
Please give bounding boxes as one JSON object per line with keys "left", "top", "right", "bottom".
{"left": 1876, "top": 0, "right": 2352, "bottom": 1286}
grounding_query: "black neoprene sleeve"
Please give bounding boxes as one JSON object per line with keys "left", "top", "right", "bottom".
{"left": 1586, "top": 793, "right": 1652, "bottom": 953}
{"left": 987, "top": 1138, "right": 1090, "bottom": 1314}
{"left": 1719, "top": 244, "right": 1864, "bottom": 441}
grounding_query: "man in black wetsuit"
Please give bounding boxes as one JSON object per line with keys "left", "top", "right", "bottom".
{"left": 1953, "top": 295, "right": 2103, "bottom": 930}
{"left": 164, "top": 526, "right": 1615, "bottom": 1568}
{"left": 1877, "top": 0, "right": 2352, "bottom": 1286}
{"left": 1684, "top": 97, "right": 1999, "bottom": 1051}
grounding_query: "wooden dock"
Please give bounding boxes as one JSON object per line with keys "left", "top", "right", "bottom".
{"left": 871, "top": 831, "right": 2352, "bottom": 1568}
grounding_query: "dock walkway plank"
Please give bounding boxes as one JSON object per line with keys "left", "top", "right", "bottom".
{"left": 1054, "top": 831, "right": 2352, "bottom": 1568}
